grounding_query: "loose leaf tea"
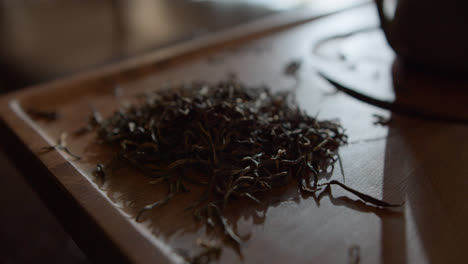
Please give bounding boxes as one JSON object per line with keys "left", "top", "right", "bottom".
{"left": 93, "top": 163, "right": 106, "bottom": 185}
{"left": 92, "top": 78, "right": 398, "bottom": 244}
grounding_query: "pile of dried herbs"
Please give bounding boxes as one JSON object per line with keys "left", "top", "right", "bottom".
{"left": 92, "top": 78, "right": 397, "bottom": 244}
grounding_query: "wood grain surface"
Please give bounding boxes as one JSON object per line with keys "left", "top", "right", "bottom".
{"left": 1, "top": 4, "right": 467, "bottom": 264}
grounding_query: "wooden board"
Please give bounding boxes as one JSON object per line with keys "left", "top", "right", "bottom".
{"left": 1, "top": 4, "right": 468, "bottom": 264}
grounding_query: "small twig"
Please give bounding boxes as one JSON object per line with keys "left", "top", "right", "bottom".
{"left": 372, "top": 114, "right": 392, "bottom": 126}
{"left": 136, "top": 194, "right": 173, "bottom": 221}
{"left": 26, "top": 108, "right": 59, "bottom": 121}
{"left": 41, "top": 132, "right": 81, "bottom": 160}
{"left": 211, "top": 204, "right": 242, "bottom": 245}
{"left": 319, "top": 180, "right": 402, "bottom": 207}
{"left": 348, "top": 245, "right": 360, "bottom": 264}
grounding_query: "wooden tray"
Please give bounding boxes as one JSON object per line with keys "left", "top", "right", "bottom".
{"left": 1, "top": 4, "right": 467, "bottom": 264}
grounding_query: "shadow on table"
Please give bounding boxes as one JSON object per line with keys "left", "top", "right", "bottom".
{"left": 380, "top": 60, "right": 468, "bottom": 264}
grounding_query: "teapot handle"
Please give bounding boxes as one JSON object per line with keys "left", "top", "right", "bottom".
{"left": 375, "top": 0, "right": 396, "bottom": 49}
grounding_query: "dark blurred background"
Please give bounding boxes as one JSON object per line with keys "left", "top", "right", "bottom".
{"left": 0, "top": 0, "right": 281, "bottom": 92}
{"left": 0, "top": 0, "right": 363, "bottom": 263}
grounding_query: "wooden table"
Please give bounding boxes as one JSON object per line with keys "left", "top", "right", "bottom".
{"left": 1, "top": 4, "right": 467, "bottom": 264}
